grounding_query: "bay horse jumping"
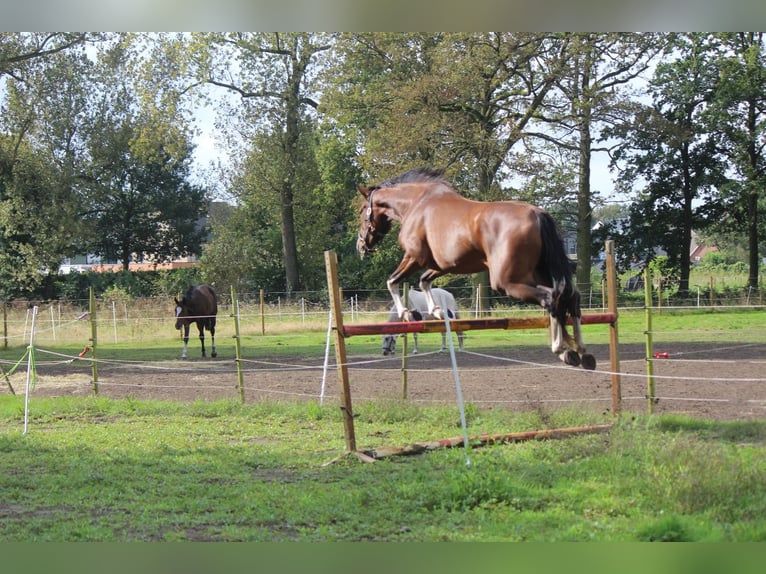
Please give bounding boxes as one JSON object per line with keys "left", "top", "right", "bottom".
{"left": 174, "top": 285, "right": 217, "bottom": 359}
{"left": 382, "top": 288, "right": 465, "bottom": 356}
{"left": 356, "top": 167, "right": 595, "bottom": 370}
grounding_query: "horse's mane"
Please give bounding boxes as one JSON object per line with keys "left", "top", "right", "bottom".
{"left": 374, "top": 167, "right": 448, "bottom": 190}
{"left": 182, "top": 285, "right": 197, "bottom": 303}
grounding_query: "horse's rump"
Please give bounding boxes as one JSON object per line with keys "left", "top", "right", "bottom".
{"left": 536, "top": 211, "right": 579, "bottom": 326}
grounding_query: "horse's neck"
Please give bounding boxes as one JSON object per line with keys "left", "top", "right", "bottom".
{"left": 377, "top": 187, "right": 417, "bottom": 221}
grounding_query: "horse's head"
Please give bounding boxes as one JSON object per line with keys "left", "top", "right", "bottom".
{"left": 382, "top": 334, "right": 397, "bottom": 356}
{"left": 174, "top": 296, "right": 188, "bottom": 330}
{"left": 356, "top": 185, "right": 391, "bottom": 257}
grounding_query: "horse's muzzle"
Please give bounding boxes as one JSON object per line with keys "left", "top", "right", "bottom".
{"left": 357, "top": 235, "right": 373, "bottom": 258}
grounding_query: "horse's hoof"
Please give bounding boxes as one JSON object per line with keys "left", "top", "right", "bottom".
{"left": 211, "top": 352, "right": 217, "bottom": 358}
{"left": 580, "top": 353, "right": 596, "bottom": 370}
{"left": 563, "top": 349, "right": 581, "bottom": 367}
{"left": 408, "top": 310, "right": 423, "bottom": 321}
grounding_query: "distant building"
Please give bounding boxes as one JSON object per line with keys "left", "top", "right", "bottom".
{"left": 59, "top": 255, "right": 199, "bottom": 274}
{"left": 689, "top": 233, "right": 718, "bottom": 263}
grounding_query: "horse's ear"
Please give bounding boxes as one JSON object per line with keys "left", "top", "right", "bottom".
{"left": 357, "top": 184, "right": 371, "bottom": 199}
{"left": 174, "top": 297, "right": 181, "bottom": 306}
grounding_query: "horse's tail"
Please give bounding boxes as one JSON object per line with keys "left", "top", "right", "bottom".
{"left": 537, "top": 212, "right": 579, "bottom": 339}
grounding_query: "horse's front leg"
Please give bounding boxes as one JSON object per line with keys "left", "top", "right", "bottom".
{"left": 180, "top": 324, "right": 190, "bottom": 360}
{"left": 419, "top": 269, "right": 446, "bottom": 319}
{"left": 387, "top": 256, "right": 421, "bottom": 320}
{"left": 386, "top": 279, "right": 408, "bottom": 320}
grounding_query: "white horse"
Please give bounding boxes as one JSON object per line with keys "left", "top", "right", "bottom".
{"left": 382, "top": 288, "right": 465, "bottom": 355}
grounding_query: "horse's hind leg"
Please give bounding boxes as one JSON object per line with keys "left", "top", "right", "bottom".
{"left": 550, "top": 315, "right": 580, "bottom": 367}
{"left": 497, "top": 281, "right": 579, "bottom": 366}
{"left": 210, "top": 323, "right": 217, "bottom": 358}
{"left": 198, "top": 323, "right": 207, "bottom": 358}
{"left": 570, "top": 316, "right": 596, "bottom": 370}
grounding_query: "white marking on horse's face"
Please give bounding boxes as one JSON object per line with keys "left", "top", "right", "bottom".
{"left": 175, "top": 305, "right": 185, "bottom": 330}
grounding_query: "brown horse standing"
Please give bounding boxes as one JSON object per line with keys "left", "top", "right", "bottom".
{"left": 174, "top": 285, "right": 217, "bottom": 359}
{"left": 356, "top": 167, "right": 595, "bottom": 370}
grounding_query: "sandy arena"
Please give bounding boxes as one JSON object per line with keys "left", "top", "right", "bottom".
{"left": 8, "top": 340, "right": 766, "bottom": 421}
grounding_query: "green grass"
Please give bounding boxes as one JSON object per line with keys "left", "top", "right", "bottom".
{"left": 2, "top": 306, "right": 765, "bottom": 542}
{"left": 1, "top": 396, "right": 765, "bottom": 542}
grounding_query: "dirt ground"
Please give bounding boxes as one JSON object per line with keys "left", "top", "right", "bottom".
{"left": 8, "top": 340, "right": 766, "bottom": 421}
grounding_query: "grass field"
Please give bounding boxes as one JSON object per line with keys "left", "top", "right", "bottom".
{"left": 1, "top": 305, "right": 765, "bottom": 542}
{"left": 1, "top": 397, "right": 765, "bottom": 542}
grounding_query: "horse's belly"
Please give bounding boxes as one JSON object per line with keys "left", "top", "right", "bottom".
{"left": 436, "top": 251, "right": 486, "bottom": 274}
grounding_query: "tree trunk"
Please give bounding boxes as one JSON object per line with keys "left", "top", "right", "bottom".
{"left": 279, "top": 43, "right": 307, "bottom": 296}
{"left": 576, "top": 120, "right": 593, "bottom": 294}
{"left": 747, "top": 100, "right": 760, "bottom": 291}
{"left": 575, "top": 49, "right": 593, "bottom": 295}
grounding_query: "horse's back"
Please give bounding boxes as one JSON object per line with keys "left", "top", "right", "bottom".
{"left": 409, "top": 191, "right": 543, "bottom": 276}
{"left": 189, "top": 285, "right": 218, "bottom": 316}
{"left": 409, "top": 288, "right": 457, "bottom": 313}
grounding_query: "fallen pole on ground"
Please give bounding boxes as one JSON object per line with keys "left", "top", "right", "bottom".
{"left": 362, "top": 423, "right": 614, "bottom": 459}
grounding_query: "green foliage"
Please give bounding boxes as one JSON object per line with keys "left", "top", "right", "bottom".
{"left": 43, "top": 267, "right": 204, "bottom": 302}
{"left": 0, "top": 34, "right": 208, "bottom": 298}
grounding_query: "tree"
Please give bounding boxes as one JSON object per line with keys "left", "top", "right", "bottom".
{"left": 708, "top": 33, "right": 766, "bottom": 290}
{"left": 0, "top": 35, "right": 92, "bottom": 297}
{"left": 0, "top": 32, "right": 87, "bottom": 80}
{"left": 200, "top": 199, "right": 284, "bottom": 294}
{"left": 185, "top": 32, "right": 333, "bottom": 294}
{"left": 84, "top": 116, "right": 208, "bottom": 270}
{"left": 609, "top": 34, "right": 726, "bottom": 293}
{"left": 538, "top": 33, "right": 666, "bottom": 291}
{"left": 326, "top": 33, "right": 571, "bottom": 307}
{"left": 82, "top": 39, "right": 208, "bottom": 270}
{"left": 0, "top": 138, "right": 73, "bottom": 297}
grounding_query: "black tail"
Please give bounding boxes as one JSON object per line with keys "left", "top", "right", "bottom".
{"left": 537, "top": 212, "right": 579, "bottom": 331}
